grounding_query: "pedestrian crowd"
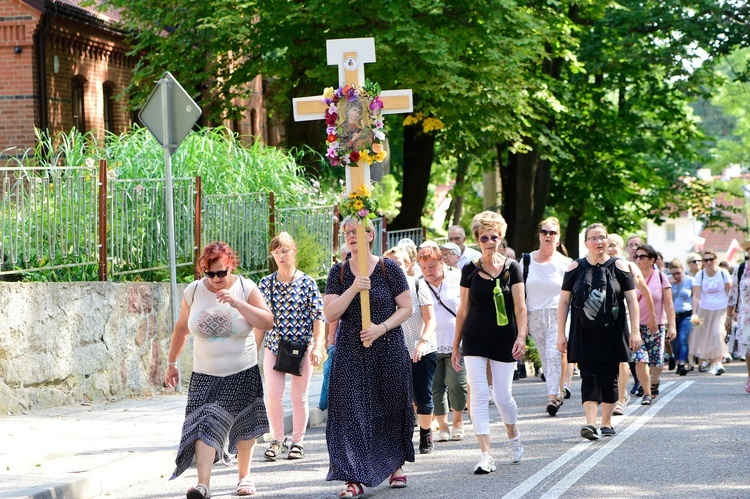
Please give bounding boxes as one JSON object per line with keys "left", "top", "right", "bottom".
{"left": 162, "top": 214, "right": 750, "bottom": 499}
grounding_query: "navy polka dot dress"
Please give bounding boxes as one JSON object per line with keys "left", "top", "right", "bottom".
{"left": 325, "top": 258, "right": 415, "bottom": 487}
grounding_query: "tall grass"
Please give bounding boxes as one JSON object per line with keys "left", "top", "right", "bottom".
{"left": 11, "top": 127, "right": 330, "bottom": 207}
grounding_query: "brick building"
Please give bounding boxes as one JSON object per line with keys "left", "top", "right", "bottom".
{"left": 1, "top": 0, "right": 277, "bottom": 161}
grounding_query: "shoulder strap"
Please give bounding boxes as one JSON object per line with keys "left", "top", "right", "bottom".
{"left": 522, "top": 253, "right": 530, "bottom": 283}
{"left": 380, "top": 257, "right": 389, "bottom": 283}
{"left": 577, "top": 257, "right": 592, "bottom": 270}
{"left": 187, "top": 280, "right": 199, "bottom": 306}
{"left": 415, "top": 275, "right": 420, "bottom": 294}
{"left": 339, "top": 261, "right": 347, "bottom": 285}
{"left": 425, "top": 280, "right": 457, "bottom": 317}
{"left": 739, "top": 262, "right": 745, "bottom": 287}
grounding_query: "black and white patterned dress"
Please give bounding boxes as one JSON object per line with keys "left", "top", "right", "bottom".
{"left": 324, "top": 258, "right": 415, "bottom": 487}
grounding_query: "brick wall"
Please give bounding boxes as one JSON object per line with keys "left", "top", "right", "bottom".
{"left": 45, "top": 16, "right": 135, "bottom": 141}
{"left": 1, "top": 0, "right": 280, "bottom": 160}
{"left": 0, "top": 0, "right": 41, "bottom": 157}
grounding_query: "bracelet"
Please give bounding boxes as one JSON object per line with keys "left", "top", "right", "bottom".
{"left": 383, "top": 321, "right": 389, "bottom": 332}
{"left": 418, "top": 337, "right": 428, "bottom": 344}
{"left": 168, "top": 361, "right": 178, "bottom": 367}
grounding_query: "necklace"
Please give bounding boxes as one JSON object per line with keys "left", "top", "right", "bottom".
{"left": 278, "top": 267, "right": 297, "bottom": 283}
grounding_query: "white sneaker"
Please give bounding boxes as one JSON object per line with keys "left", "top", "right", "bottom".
{"left": 474, "top": 452, "right": 497, "bottom": 474}
{"left": 707, "top": 364, "right": 717, "bottom": 375}
{"left": 715, "top": 362, "right": 725, "bottom": 375}
{"left": 508, "top": 433, "right": 524, "bottom": 464}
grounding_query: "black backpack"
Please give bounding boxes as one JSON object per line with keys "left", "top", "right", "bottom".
{"left": 572, "top": 257, "right": 621, "bottom": 329}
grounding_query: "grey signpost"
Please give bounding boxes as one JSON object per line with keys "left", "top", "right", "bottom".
{"left": 139, "top": 72, "right": 201, "bottom": 388}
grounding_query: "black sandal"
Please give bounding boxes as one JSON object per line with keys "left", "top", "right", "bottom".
{"left": 264, "top": 438, "right": 288, "bottom": 461}
{"left": 546, "top": 398, "right": 563, "bottom": 416}
{"left": 650, "top": 382, "right": 660, "bottom": 397}
{"left": 288, "top": 443, "right": 304, "bottom": 460}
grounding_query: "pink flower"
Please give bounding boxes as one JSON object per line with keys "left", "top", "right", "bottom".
{"left": 358, "top": 209, "right": 369, "bottom": 218}
{"left": 369, "top": 97, "right": 384, "bottom": 110}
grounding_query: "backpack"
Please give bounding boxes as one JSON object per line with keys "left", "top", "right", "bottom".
{"left": 571, "top": 257, "right": 621, "bottom": 329}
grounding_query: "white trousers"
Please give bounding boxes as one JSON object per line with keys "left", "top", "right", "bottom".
{"left": 464, "top": 356, "right": 518, "bottom": 435}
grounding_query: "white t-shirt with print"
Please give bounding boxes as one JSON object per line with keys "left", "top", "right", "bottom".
{"left": 185, "top": 276, "right": 257, "bottom": 376}
{"left": 694, "top": 269, "right": 731, "bottom": 311}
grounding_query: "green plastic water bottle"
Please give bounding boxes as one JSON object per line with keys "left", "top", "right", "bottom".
{"left": 494, "top": 279, "right": 509, "bottom": 326}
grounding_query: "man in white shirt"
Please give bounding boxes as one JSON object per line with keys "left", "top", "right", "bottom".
{"left": 448, "top": 225, "right": 481, "bottom": 269}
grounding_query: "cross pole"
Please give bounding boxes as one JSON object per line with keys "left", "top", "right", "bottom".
{"left": 293, "top": 38, "right": 412, "bottom": 345}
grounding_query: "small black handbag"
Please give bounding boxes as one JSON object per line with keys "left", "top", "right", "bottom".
{"left": 273, "top": 338, "right": 307, "bottom": 376}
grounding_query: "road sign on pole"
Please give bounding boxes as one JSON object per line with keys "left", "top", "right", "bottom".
{"left": 139, "top": 72, "right": 201, "bottom": 154}
{"left": 139, "top": 72, "right": 201, "bottom": 390}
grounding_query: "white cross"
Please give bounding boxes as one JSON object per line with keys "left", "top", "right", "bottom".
{"left": 292, "top": 38, "right": 413, "bottom": 342}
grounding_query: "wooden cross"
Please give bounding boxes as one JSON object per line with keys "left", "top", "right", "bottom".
{"left": 293, "top": 37, "right": 412, "bottom": 344}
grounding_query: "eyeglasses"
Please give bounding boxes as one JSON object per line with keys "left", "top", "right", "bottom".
{"left": 702, "top": 257, "right": 715, "bottom": 263}
{"left": 271, "top": 248, "right": 292, "bottom": 257}
{"left": 634, "top": 254, "right": 651, "bottom": 260}
{"left": 205, "top": 269, "right": 229, "bottom": 278}
{"left": 688, "top": 260, "right": 700, "bottom": 264}
{"left": 448, "top": 236, "right": 464, "bottom": 242}
{"left": 626, "top": 242, "right": 641, "bottom": 248}
{"left": 671, "top": 271, "right": 683, "bottom": 276}
{"left": 586, "top": 235, "right": 608, "bottom": 242}
{"left": 540, "top": 229, "right": 558, "bottom": 237}
{"left": 479, "top": 235, "right": 500, "bottom": 243}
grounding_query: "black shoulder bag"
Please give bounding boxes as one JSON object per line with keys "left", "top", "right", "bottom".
{"left": 270, "top": 273, "right": 307, "bottom": 377}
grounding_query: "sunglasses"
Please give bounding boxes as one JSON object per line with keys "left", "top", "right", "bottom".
{"left": 688, "top": 260, "right": 700, "bottom": 264}
{"left": 204, "top": 269, "right": 229, "bottom": 278}
{"left": 702, "top": 257, "right": 715, "bottom": 263}
{"left": 479, "top": 235, "right": 500, "bottom": 243}
{"left": 540, "top": 229, "right": 558, "bottom": 237}
{"left": 634, "top": 254, "right": 651, "bottom": 260}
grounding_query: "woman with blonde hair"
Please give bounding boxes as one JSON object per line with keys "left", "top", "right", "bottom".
{"left": 324, "top": 217, "right": 414, "bottom": 497}
{"left": 255, "top": 232, "right": 325, "bottom": 461}
{"left": 453, "top": 211, "right": 527, "bottom": 473}
{"left": 520, "top": 216, "right": 571, "bottom": 416}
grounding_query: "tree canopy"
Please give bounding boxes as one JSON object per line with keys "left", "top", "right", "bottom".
{"left": 99, "top": 0, "right": 750, "bottom": 249}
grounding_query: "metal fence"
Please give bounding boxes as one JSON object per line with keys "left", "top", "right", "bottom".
{"left": 1, "top": 166, "right": 99, "bottom": 276}
{"left": 202, "top": 193, "right": 271, "bottom": 278}
{"left": 1, "top": 162, "right": 425, "bottom": 281}
{"left": 276, "top": 204, "right": 337, "bottom": 278}
{"left": 109, "top": 177, "right": 196, "bottom": 276}
{"left": 385, "top": 227, "right": 426, "bottom": 250}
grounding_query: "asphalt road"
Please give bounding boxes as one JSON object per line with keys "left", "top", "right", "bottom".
{"left": 93, "top": 362, "right": 750, "bottom": 499}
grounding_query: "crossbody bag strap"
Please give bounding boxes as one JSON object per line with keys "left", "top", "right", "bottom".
{"left": 426, "top": 280, "right": 457, "bottom": 317}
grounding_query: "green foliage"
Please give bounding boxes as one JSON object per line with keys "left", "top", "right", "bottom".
{"left": 293, "top": 227, "right": 328, "bottom": 279}
{"left": 3, "top": 127, "right": 326, "bottom": 281}
{"left": 545, "top": 0, "right": 749, "bottom": 242}
{"left": 371, "top": 174, "right": 400, "bottom": 220}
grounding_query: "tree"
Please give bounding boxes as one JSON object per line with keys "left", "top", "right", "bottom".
{"left": 499, "top": 0, "right": 750, "bottom": 255}
{"left": 100, "top": 0, "right": 552, "bottom": 228}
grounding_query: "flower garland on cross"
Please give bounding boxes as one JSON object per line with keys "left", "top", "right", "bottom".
{"left": 323, "top": 79, "right": 386, "bottom": 221}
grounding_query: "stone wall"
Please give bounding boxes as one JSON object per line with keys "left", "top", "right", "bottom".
{"left": 0, "top": 282, "right": 192, "bottom": 414}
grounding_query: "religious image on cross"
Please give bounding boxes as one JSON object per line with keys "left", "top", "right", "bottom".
{"left": 323, "top": 80, "right": 386, "bottom": 170}
{"left": 292, "top": 37, "right": 413, "bottom": 345}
